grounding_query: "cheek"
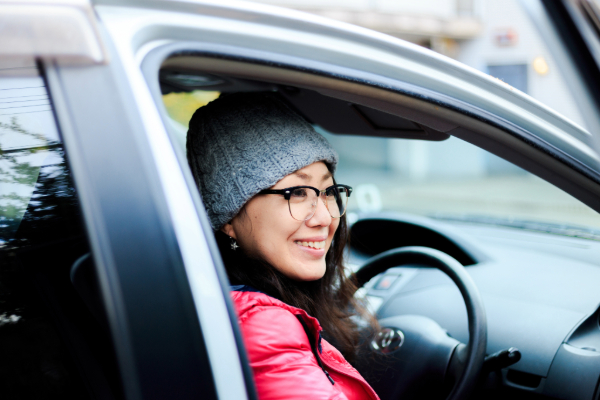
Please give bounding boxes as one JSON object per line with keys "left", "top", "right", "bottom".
{"left": 238, "top": 199, "right": 299, "bottom": 258}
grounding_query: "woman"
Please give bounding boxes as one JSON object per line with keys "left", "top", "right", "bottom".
{"left": 187, "top": 92, "right": 380, "bottom": 400}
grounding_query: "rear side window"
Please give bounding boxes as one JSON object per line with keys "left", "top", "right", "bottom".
{"left": 0, "top": 67, "right": 65, "bottom": 243}
{"left": 0, "top": 64, "right": 122, "bottom": 399}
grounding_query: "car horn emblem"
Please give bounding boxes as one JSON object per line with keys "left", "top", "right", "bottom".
{"left": 371, "top": 327, "right": 405, "bottom": 354}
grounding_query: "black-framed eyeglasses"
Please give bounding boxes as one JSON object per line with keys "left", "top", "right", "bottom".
{"left": 260, "top": 184, "right": 352, "bottom": 221}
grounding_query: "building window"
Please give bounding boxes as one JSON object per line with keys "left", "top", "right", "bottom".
{"left": 487, "top": 64, "right": 528, "bottom": 94}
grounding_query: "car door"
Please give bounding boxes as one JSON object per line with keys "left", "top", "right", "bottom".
{"left": 43, "top": 24, "right": 256, "bottom": 400}
{"left": 0, "top": 1, "right": 251, "bottom": 400}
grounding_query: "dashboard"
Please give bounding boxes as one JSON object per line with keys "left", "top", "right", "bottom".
{"left": 348, "top": 213, "right": 600, "bottom": 399}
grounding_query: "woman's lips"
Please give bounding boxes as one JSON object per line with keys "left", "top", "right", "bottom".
{"left": 294, "top": 239, "right": 327, "bottom": 256}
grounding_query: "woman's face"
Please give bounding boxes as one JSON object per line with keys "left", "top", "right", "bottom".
{"left": 222, "top": 161, "right": 340, "bottom": 281}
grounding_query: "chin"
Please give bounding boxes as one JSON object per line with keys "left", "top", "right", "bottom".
{"left": 296, "top": 263, "right": 327, "bottom": 281}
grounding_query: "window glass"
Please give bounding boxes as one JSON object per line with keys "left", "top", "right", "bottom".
{"left": 487, "top": 64, "right": 528, "bottom": 93}
{"left": 0, "top": 65, "right": 121, "bottom": 399}
{"left": 321, "top": 131, "right": 600, "bottom": 238}
{"left": 0, "top": 69, "right": 60, "bottom": 244}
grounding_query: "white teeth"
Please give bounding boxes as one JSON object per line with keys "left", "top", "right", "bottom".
{"left": 296, "top": 240, "right": 326, "bottom": 249}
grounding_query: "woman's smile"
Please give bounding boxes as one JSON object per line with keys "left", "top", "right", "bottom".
{"left": 294, "top": 240, "right": 326, "bottom": 250}
{"left": 293, "top": 236, "right": 328, "bottom": 258}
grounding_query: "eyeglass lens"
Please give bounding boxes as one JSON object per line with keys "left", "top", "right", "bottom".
{"left": 288, "top": 186, "right": 349, "bottom": 221}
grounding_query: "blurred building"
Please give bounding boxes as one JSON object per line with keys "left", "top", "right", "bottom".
{"left": 250, "top": 0, "right": 585, "bottom": 181}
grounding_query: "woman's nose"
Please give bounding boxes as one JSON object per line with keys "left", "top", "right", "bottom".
{"left": 306, "top": 194, "right": 332, "bottom": 226}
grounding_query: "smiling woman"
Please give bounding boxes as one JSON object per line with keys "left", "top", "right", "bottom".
{"left": 186, "top": 92, "right": 380, "bottom": 400}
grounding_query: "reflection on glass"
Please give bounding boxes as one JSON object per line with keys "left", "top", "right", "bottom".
{"left": 0, "top": 68, "right": 87, "bottom": 399}
{"left": 0, "top": 72, "right": 79, "bottom": 249}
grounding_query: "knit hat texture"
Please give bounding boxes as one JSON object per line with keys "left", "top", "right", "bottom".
{"left": 186, "top": 92, "right": 338, "bottom": 230}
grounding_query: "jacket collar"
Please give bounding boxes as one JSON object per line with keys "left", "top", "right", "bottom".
{"left": 230, "top": 286, "right": 323, "bottom": 336}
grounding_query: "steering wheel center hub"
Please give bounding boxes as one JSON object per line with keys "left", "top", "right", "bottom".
{"left": 371, "top": 328, "right": 405, "bottom": 354}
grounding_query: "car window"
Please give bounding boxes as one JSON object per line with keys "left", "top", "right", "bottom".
{"left": 0, "top": 65, "right": 123, "bottom": 400}
{"left": 161, "top": 88, "right": 600, "bottom": 240}
{"left": 323, "top": 132, "right": 600, "bottom": 237}
{"left": 0, "top": 70, "right": 58, "bottom": 243}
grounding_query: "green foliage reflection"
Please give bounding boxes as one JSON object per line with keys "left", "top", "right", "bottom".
{"left": 0, "top": 117, "right": 78, "bottom": 247}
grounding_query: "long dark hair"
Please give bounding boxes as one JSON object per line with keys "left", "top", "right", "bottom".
{"left": 216, "top": 209, "right": 377, "bottom": 362}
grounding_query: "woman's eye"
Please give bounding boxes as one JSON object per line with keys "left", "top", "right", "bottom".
{"left": 291, "top": 188, "right": 308, "bottom": 198}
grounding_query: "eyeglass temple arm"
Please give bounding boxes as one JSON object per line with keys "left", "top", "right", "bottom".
{"left": 329, "top": 185, "right": 353, "bottom": 197}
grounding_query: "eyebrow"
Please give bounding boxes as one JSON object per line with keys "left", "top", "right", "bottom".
{"left": 294, "top": 170, "right": 332, "bottom": 182}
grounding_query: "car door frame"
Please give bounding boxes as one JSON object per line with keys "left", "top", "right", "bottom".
{"left": 521, "top": 0, "right": 600, "bottom": 162}
{"left": 42, "top": 20, "right": 254, "bottom": 400}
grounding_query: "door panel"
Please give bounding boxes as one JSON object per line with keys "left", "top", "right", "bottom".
{"left": 44, "top": 57, "right": 219, "bottom": 400}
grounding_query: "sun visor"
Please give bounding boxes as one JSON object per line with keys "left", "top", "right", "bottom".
{"left": 278, "top": 87, "right": 449, "bottom": 141}
{"left": 159, "top": 68, "right": 449, "bottom": 141}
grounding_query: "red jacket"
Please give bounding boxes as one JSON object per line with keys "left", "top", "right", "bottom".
{"left": 231, "top": 287, "right": 380, "bottom": 400}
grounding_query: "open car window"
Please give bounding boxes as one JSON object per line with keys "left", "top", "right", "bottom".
{"left": 161, "top": 85, "right": 600, "bottom": 239}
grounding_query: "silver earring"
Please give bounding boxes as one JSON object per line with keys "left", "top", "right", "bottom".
{"left": 230, "top": 237, "right": 239, "bottom": 251}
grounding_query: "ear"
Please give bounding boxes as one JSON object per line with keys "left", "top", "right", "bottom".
{"left": 221, "top": 222, "right": 237, "bottom": 240}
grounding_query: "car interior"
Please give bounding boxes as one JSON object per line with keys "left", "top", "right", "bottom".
{"left": 152, "top": 54, "right": 600, "bottom": 400}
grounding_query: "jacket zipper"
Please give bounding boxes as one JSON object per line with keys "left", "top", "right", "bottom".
{"left": 296, "top": 315, "right": 335, "bottom": 385}
{"left": 318, "top": 357, "right": 380, "bottom": 400}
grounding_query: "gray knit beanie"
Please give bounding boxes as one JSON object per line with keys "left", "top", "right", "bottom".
{"left": 186, "top": 92, "right": 338, "bottom": 230}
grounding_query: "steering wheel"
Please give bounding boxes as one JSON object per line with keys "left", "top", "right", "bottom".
{"left": 352, "top": 246, "right": 487, "bottom": 400}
